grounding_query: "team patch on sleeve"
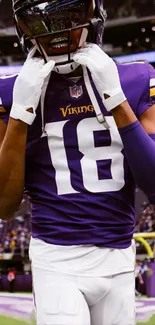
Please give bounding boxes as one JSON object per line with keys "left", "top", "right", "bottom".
{"left": 150, "top": 79, "right": 155, "bottom": 98}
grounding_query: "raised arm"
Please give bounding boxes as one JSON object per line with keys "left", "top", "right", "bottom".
{"left": 0, "top": 49, "right": 55, "bottom": 220}
{"left": 0, "top": 118, "right": 28, "bottom": 220}
{"left": 73, "top": 44, "right": 155, "bottom": 202}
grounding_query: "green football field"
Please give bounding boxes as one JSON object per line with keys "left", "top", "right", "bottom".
{"left": 137, "top": 315, "right": 155, "bottom": 325}
{"left": 0, "top": 315, "right": 29, "bottom": 325}
{"left": 0, "top": 314, "right": 155, "bottom": 325}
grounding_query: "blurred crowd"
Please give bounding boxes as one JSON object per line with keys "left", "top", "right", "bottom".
{"left": 135, "top": 203, "right": 155, "bottom": 233}
{"left": 135, "top": 258, "right": 149, "bottom": 296}
{"left": 105, "top": 0, "right": 155, "bottom": 19}
{"left": 135, "top": 202, "right": 155, "bottom": 255}
{"left": 0, "top": 195, "right": 31, "bottom": 257}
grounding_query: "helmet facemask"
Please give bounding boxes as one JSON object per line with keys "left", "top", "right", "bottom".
{"left": 13, "top": 0, "right": 107, "bottom": 65}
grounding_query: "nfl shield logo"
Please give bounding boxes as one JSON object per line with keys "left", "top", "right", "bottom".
{"left": 69, "top": 85, "right": 83, "bottom": 99}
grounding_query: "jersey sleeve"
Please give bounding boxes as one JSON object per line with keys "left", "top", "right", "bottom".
{"left": 136, "top": 62, "right": 155, "bottom": 117}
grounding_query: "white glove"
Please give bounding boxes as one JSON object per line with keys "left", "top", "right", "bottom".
{"left": 10, "top": 47, "right": 55, "bottom": 125}
{"left": 73, "top": 43, "right": 126, "bottom": 111}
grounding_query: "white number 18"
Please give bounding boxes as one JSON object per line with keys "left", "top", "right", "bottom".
{"left": 44, "top": 116, "right": 125, "bottom": 195}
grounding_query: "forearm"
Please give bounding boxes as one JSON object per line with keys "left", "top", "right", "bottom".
{"left": 0, "top": 118, "right": 28, "bottom": 219}
{"left": 111, "top": 102, "right": 155, "bottom": 199}
{"left": 111, "top": 101, "right": 137, "bottom": 128}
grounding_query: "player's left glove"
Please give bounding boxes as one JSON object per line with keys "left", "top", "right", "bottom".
{"left": 73, "top": 43, "right": 126, "bottom": 112}
{"left": 10, "top": 47, "right": 55, "bottom": 125}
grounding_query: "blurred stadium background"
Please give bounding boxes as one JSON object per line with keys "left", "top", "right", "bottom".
{"left": 1, "top": 0, "right": 155, "bottom": 324}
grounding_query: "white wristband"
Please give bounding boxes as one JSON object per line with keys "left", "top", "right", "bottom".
{"left": 103, "top": 92, "right": 127, "bottom": 112}
{"left": 10, "top": 105, "right": 36, "bottom": 125}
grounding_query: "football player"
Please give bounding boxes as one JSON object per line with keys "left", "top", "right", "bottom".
{"left": 0, "top": 1, "right": 155, "bottom": 324}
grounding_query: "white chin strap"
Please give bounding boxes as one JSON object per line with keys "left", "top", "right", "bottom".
{"left": 53, "top": 54, "right": 80, "bottom": 74}
{"left": 37, "top": 44, "right": 80, "bottom": 74}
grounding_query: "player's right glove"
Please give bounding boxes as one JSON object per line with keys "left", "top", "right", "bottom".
{"left": 10, "top": 47, "right": 55, "bottom": 125}
{"left": 73, "top": 43, "right": 126, "bottom": 112}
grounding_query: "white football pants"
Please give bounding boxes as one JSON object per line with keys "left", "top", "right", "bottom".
{"left": 32, "top": 267, "right": 135, "bottom": 325}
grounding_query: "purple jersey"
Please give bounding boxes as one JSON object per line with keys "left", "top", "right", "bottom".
{"left": 0, "top": 61, "right": 155, "bottom": 248}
